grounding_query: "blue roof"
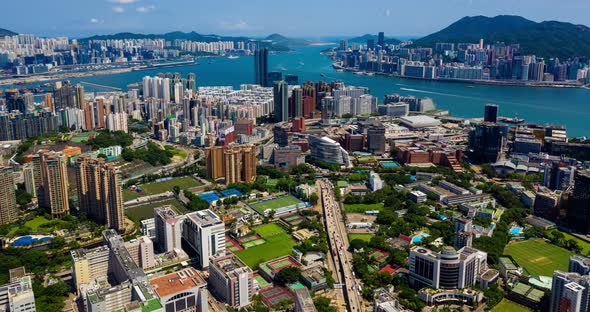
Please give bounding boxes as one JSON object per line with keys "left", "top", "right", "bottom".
{"left": 197, "top": 191, "right": 220, "bottom": 203}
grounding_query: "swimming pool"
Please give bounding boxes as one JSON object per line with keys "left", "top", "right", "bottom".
{"left": 12, "top": 235, "right": 52, "bottom": 247}
{"left": 509, "top": 226, "right": 524, "bottom": 236}
{"left": 380, "top": 161, "right": 400, "bottom": 168}
{"left": 411, "top": 232, "right": 430, "bottom": 244}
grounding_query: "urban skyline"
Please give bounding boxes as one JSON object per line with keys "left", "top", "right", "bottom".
{"left": 2, "top": 0, "right": 590, "bottom": 38}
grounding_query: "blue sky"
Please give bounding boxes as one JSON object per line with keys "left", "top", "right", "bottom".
{"left": 3, "top": 0, "right": 590, "bottom": 38}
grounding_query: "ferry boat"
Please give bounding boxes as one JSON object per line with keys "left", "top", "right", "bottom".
{"left": 228, "top": 55, "right": 239, "bottom": 59}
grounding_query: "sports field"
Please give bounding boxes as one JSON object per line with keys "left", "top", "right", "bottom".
{"left": 123, "top": 176, "right": 202, "bottom": 201}
{"left": 235, "top": 233, "right": 297, "bottom": 268}
{"left": 547, "top": 230, "right": 590, "bottom": 254}
{"left": 254, "top": 223, "right": 286, "bottom": 238}
{"left": 492, "top": 299, "right": 530, "bottom": 312}
{"left": 344, "top": 203, "right": 384, "bottom": 213}
{"left": 349, "top": 233, "right": 373, "bottom": 242}
{"left": 125, "top": 199, "right": 188, "bottom": 222}
{"left": 250, "top": 196, "right": 303, "bottom": 213}
{"left": 503, "top": 238, "right": 572, "bottom": 276}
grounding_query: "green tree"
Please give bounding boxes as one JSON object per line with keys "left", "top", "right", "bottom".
{"left": 274, "top": 267, "right": 301, "bottom": 286}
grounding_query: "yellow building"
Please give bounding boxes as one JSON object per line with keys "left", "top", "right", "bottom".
{"left": 0, "top": 167, "right": 17, "bottom": 225}
{"left": 205, "top": 145, "right": 257, "bottom": 184}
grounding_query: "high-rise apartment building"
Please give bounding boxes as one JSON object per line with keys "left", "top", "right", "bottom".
{"left": 75, "top": 156, "right": 124, "bottom": 231}
{"left": 154, "top": 206, "right": 186, "bottom": 253}
{"left": 183, "top": 209, "right": 225, "bottom": 268}
{"left": 209, "top": 253, "right": 253, "bottom": 308}
{"left": 71, "top": 246, "right": 111, "bottom": 292}
{"left": 254, "top": 48, "right": 268, "bottom": 87}
{"left": 205, "top": 145, "right": 257, "bottom": 184}
{"left": 550, "top": 271, "right": 590, "bottom": 312}
{"left": 273, "top": 80, "right": 289, "bottom": 122}
{"left": 0, "top": 269, "right": 36, "bottom": 312}
{"left": 38, "top": 151, "right": 69, "bottom": 218}
{"left": 124, "top": 236, "right": 155, "bottom": 270}
{"left": 570, "top": 255, "right": 590, "bottom": 276}
{"left": 0, "top": 167, "right": 17, "bottom": 225}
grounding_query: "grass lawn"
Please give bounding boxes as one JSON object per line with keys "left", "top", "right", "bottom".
{"left": 125, "top": 199, "right": 188, "bottom": 222}
{"left": 71, "top": 132, "right": 98, "bottom": 143}
{"left": 547, "top": 230, "right": 590, "bottom": 254}
{"left": 492, "top": 299, "right": 531, "bottom": 312}
{"left": 235, "top": 233, "right": 297, "bottom": 268}
{"left": 250, "top": 196, "right": 303, "bottom": 213}
{"left": 8, "top": 216, "right": 66, "bottom": 236}
{"left": 123, "top": 176, "right": 202, "bottom": 201}
{"left": 504, "top": 238, "right": 572, "bottom": 276}
{"left": 349, "top": 233, "right": 374, "bottom": 242}
{"left": 344, "top": 203, "right": 384, "bottom": 213}
{"left": 254, "top": 223, "right": 286, "bottom": 238}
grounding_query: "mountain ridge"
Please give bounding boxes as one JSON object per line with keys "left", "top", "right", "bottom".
{"left": 0, "top": 27, "right": 17, "bottom": 37}
{"left": 414, "top": 15, "right": 590, "bottom": 58}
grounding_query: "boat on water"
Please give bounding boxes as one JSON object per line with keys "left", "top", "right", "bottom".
{"left": 336, "top": 69, "right": 344, "bottom": 72}
{"left": 366, "top": 72, "right": 375, "bottom": 76}
{"left": 354, "top": 71, "right": 365, "bottom": 76}
{"left": 320, "top": 73, "right": 326, "bottom": 77}
{"left": 298, "top": 61, "right": 305, "bottom": 66}
{"left": 228, "top": 55, "right": 239, "bottom": 59}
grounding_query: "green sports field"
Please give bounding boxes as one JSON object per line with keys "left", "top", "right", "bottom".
{"left": 546, "top": 230, "right": 590, "bottom": 254}
{"left": 349, "top": 233, "right": 374, "bottom": 242}
{"left": 234, "top": 233, "right": 297, "bottom": 268}
{"left": 250, "top": 196, "right": 303, "bottom": 213}
{"left": 254, "top": 223, "right": 286, "bottom": 238}
{"left": 123, "top": 176, "right": 202, "bottom": 201}
{"left": 125, "top": 199, "right": 188, "bottom": 222}
{"left": 492, "top": 299, "right": 531, "bottom": 312}
{"left": 344, "top": 203, "right": 384, "bottom": 213}
{"left": 503, "top": 238, "right": 572, "bottom": 276}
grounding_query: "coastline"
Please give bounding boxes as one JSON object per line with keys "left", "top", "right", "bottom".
{"left": 332, "top": 63, "right": 587, "bottom": 89}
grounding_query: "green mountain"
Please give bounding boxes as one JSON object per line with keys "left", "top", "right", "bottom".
{"left": 264, "top": 33, "right": 311, "bottom": 47}
{"left": 82, "top": 31, "right": 250, "bottom": 43}
{"left": 348, "top": 34, "right": 401, "bottom": 45}
{"left": 414, "top": 15, "right": 590, "bottom": 59}
{"left": 0, "top": 28, "right": 17, "bottom": 36}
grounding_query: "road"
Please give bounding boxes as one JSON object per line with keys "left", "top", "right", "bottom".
{"left": 318, "top": 179, "right": 363, "bottom": 312}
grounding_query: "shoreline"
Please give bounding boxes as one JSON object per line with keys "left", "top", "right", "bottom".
{"left": 332, "top": 63, "right": 587, "bottom": 90}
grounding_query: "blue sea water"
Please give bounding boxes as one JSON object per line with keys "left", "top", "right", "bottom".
{"left": 8, "top": 45, "right": 590, "bottom": 136}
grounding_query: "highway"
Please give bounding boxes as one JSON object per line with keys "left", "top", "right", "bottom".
{"left": 318, "top": 179, "right": 363, "bottom": 311}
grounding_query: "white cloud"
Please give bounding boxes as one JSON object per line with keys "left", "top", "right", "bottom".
{"left": 220, "top": 20, "right": 254, "bottom": 31}
{"left": 112, "top": 6, "right": 125, "bottom": 13}
{"left": 109, "top": 0, "right": 139, "bottom": 3}
{"left": 385, "top": 9, "right": 391, "bottom": 17}
{"left": 90, "top": 18, "right": 99, "bottom": 23}
{"left": 136, "top": 5, "right": 156, "bottom": 13}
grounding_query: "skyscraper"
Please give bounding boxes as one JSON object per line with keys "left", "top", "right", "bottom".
{"left": 154, "top": 206, "right": 186, "bottom": 253}
{"left": 209, "top": 253, "right": 254, "bottom": 308}
{"left": 0, "top": 167, "right": 17, "bottom": 225}
{"left": 267, "top": 71, "right": 282, "bottom": 86}
{"left": 75, "top": 84, "right": 85, "bottom": 109}
{"left": 568, "top": 171, "right": 590, "bottom": 234}
{"left": 467, "top": 123, "right": 508, "bottom": 163}
{"left": 367, "top": 125, "right": 386, "bottom": 155}
{"left": 550, "top": 271, "right": 590, "bottom": 312}
{"left": 273, "top": 80, "right": 289, "bottom": 122}
{"left": 292, "top": 87, "right": 303, "bottom": 118}
{"left": 484, "top": 104, "right": 498, "bottom": 123}
{"left": 378, "top": 32, "right": 385, "bottom": 47}
{"left": 75, "top": 156, "right": 124, "bottom": 231}
{"left": 38, "top": 151, "right": 69, "bottom": 218}
{"left": 254, "top": 48, "right": 268, "bottom": 87}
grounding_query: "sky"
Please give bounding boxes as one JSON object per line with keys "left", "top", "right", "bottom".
{"left": 3, "top": 0, "right": 590, "bottom": 39}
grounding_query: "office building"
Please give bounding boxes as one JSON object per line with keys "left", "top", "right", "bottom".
{"left": 468, "top": 123, "right": 508, "bottom": 163}
{"left": 254, "top": 48, "right": 268, "bottom": 87}
{"left": 205, "top": 145, "right": 257, "bottom": 184}
{"left": 309, "top": 136, "right": 351, "bottom": 167}
{"left": 484, "top": 104, "right": 498, "bottom": 123}
{"left": 367, "top": 125, "right": 386, "bottom": 155}
{"left": 183, "top": 210, "right": 225, "bottom": 268}
{"left": 38, "top": 151, "right": 69, "bottom": 218}
{"left": 149, "top": 267, "right": 208, "bottom": 312}
{"left": 85, "top": 282, "right": 134, "bottom": 312}
{"left": 568, "top": 171, "right": 590, "bottom": 234}
{"left": 75, "top": 156, "right": 125, "bottom": 231}
{"left": 294, "top": 288, "right": 316, "bottom": 312}
{"left": 369, "top": 171, "right": 383, "bottom": 191}
{"left": 285, "top": 74, "right": 299, "bottom": 86}
{"left": 0, "top": 269, "right": 36, "bottom": 312}
{"left": 274, "top": 145, "right": 305, "bottom": 169}
{"left": 124, "top": 236, "right": 155, "bottom": 270}
{"left": 154, "top": 206, "right": 186, "bottom": 253}
{"left": 409, "top": 246, "right": 488, "bottom": 289}
{"left": 544, "top": 162, "right": 575, "bottom": 191}
{"left": 0, "top": 167, "right": 17, "bottom": 225}
{"left": 378, "top": 32, "right": 385, "bottom": 47}
{"left": 273, "top": 80, "right": 289, "bottom": 122}
{"left": 273, "top": 123, "right": 289, "bottom": 147}
{"left": 570, "top": 255, "right": 590, "bottom": 276}
{"left": 550, "top": 271, "right": 590, "bottom": 312}
{"left": 267, "top": 71, "right": 282, "bottom": 86}
{"left": 209, "top": 253, "right": 253, "bottom": 308}
{"left": 533, "top": 191, "right": 559, "bottom": 221}
{"left": 71, "top": 246, "right": 111, "bottom": 292}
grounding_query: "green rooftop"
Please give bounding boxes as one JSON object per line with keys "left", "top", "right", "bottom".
{"left": 142, "top": 298, "right": 162, "bottom": 312}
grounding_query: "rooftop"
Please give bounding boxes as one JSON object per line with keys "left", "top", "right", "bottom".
{"left": 185, "top": 209, "right": 223, "bottom": 227}
{"left": 149, "top": 267, "right": 206, "bottom": 298}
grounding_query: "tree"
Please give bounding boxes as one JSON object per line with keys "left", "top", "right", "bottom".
{"left": 314, "top": 296, "right": 337, "bottom": 312}
{"left": 350, "top": 239, "right": 368, "bottom": 251}
{"left": 309, "top": 193, "right": 319, "bottom": 205}
{"left": 274, "top": 267, "right": 301, "bottom": 286}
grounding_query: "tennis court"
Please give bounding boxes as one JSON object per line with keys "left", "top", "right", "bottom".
{"left": 197, "top": 191, "right": 220, "bottom": 203}
{"left": 225, "top": 235, "right": 243, "bottom": 252}
{"left": 220, "top": 188, "right": 243, "bottom": 197}
{"left": 242, "top": 239, "right": 266, "bottom": 249}
{"left": 254, "top": 274, "right": 271, "bottom": 288}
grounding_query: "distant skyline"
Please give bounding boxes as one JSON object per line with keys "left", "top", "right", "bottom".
{"left": 2, "top": 0, "right": 590, "bottom": 38}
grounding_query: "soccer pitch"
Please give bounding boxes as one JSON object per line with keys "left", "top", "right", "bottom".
{"left": 503, "top": 238, "right": 572, "bottom": 276}
{"left": 254, "top": 223, "right": 286, "bottom": 238}
{"left": 250, "top": 196, "right": 303, "bottom": 213}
